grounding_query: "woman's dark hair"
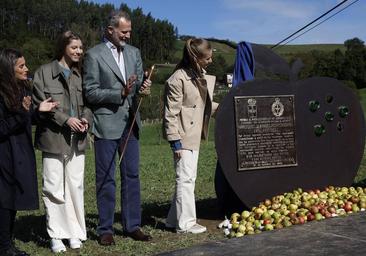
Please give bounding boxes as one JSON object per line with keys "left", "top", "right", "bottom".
{"left": 0, "top": 48, "right": 27, "bottom": 111}
{"left": 54, "top": 30, "right": 83, "bottom": 69}
{"left": 175, "top": 38, "right": 212, "bottom": 78}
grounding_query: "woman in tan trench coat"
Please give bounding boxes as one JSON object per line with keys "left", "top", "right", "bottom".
{"left": 163, "top": 38, "right": 218, "bottom": 234}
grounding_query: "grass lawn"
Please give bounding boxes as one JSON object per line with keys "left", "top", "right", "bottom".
{"left": 14, "top": 86, "right": 366, "bottom": 255}
{"left": 14, "top": 123, "right": 223, "bottom": 256}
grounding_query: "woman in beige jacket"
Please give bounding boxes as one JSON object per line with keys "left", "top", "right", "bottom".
{"left": 163, "top": 38, "right": 218, "bottom": 233}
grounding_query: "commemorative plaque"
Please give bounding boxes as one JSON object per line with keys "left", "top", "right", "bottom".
{"left": 234, "top": 95, "right": 297, "bottom": 171}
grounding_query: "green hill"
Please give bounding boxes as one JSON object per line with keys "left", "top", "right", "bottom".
{"left": 270, "top": 44, "right": 345, "bottom": 55}
{"left": 171, "top": 40, "right": 345, "bottom": 68}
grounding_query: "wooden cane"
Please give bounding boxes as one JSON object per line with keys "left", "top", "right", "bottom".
{"left": 118, "top": 65, "right": 155, "bottom": 165}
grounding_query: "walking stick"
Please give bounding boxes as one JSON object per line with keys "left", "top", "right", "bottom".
{"left": 118, "top": 65, "right": 155, "bottom": 165}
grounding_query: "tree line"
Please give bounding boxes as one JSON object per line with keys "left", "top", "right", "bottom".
{"left": 0, "top": 0, "right": 177, "bottom": 72}
{"left": 292, "top": 38, "right": 366, "bottom": 90}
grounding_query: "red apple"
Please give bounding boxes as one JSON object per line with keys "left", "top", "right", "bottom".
{"left": 343, "top": 203, "right": 352, "bottom": 212}
{"left": 307, "top": 213, "right": 315, "bottom": 221}
{"left": 290, "top": 217, "right": 299, "bottom": 225}
{"left": 298, "top": 216, "right": 306, "bottom": 224}
{"left": 263, "top": 219, "right": 272, "bottom": 225}
{"left": 319, "top": 208, "right": 326, "bottom": 216}
{"left": 324, "top": 211, "right": 332, "bottom": 218}
{"left": 288, "top": 212, "right": 297, "bottom": 220}
{"left": 350, "top": 196, "right": 360, "bottom": 204}
{"left": 310, "top": 205, "right": 319, "bottom": 214}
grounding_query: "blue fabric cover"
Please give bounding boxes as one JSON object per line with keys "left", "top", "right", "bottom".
{"left": 232, "top": 41, "right": 255, "bottom": 87}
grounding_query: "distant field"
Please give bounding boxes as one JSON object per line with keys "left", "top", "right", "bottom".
{"left": 172, "top": 39, "right": 237, "bottom": 66}
{"left": 270, "top": 44, "right": 345, "bottom": 55}
{"left": 172, "top": 40, "right": 345, "bottom": 69}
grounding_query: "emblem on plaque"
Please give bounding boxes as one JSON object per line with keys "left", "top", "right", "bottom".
{"left": 247, "top": 98, "right": 257, "bottom": 118}
{"left": 272, "top": 98, "right": 284, "bottom": 117}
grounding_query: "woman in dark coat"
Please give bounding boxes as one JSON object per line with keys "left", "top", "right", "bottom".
{"left": 0, "top": 48, "right": 58, "bottom": 256}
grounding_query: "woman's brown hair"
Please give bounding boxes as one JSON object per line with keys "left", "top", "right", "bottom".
{"left": 0, "top": 48, "right": 28, "bottom": 111}
{"left": 54, "top": 30, "right": 83, "bottom": 70}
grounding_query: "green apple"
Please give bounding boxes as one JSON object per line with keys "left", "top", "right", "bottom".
{"left": 264, "top": 224, "right": 274, "bottom": 231}
{"left": 247, "top": 216, "right": 255, "bottom": 223}
{"left": 232, "top": 222, "right": 239, "bottom": 230}
{"left": 246, "top": 226, "right": 254, "bottom": 233}
{"left": 254, "top": 207, "right": 264, "bottom": 215}
{"left": 288, "top": 204, "right": 298, "bottom": 212}
{"left": 315, "top": 213, "right": 323, "bottom": 220}
{"left": 246, "top": 230, "right": 255, "bottom": 235}
{"left": 241, "top": 210, "right": 250, "bottom": 220}
{"left": 282, "top": 219, "right": 292, "bottom": 227}
{"left": 235, "top": 232, "right": 244, "bottom": 238}
{"left": 352, "top": 204, "right": 360, "bottom": 212}
{"left": 254, "top": 220, "right": 261, "bottom": 229}
{"left": 261, "top": 211, "right": 271, "bottom": 220}
{"left": 238, "top": 224, "right": 246, "bottom": 233}
{"left": 275, "top": 223, "right": 284, "bottom": 229}
{"left": 283, "top": 198, "right": 291, "bottom": 205}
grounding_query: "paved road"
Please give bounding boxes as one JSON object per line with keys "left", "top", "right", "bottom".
{"left": 157, "top": 211, "right": 366, "bottom": 256}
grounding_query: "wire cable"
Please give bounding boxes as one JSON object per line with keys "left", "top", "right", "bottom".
{"left": 271, "top": 0, "right": 349, "bottom": 49}
{"left": 276, "top": 0, "right": 360, "bottom": 48}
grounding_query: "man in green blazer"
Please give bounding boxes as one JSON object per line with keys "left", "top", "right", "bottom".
{"left": 83, "top": 11, "right": 152, "bottom": 245}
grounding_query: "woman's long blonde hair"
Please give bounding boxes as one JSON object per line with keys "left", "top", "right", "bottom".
{"left": 175, "top": 38, "right": 212, "bottom": 78}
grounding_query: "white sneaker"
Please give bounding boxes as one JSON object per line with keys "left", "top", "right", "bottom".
{"left": 177, "top": 224, "right": 207, "bottom": 234}
{"left": 69, "top": 238, "right": 82, "bottom": 249}
{"left": 51, "top": 239, "right": 66, "bottom": 253}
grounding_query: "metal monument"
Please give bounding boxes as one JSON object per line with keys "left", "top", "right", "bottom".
{"left": 215, "top": 44, "right": 366, "bottom": 208}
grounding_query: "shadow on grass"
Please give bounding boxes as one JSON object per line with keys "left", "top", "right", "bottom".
{"left": 85, "top": 213, "right": 125, "bottom": 241}
{"left": 13, "top": 197, "right": 223, "bottom": 245}
{"left": 14, "top": 214, "right": 49, "bottom": 248}
{"left": 141, "top": 198, "right": 222, "bottom": 230}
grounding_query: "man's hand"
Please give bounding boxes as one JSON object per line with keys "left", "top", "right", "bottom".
{"left": 139, "top": 71, "right": 152, "bottom": 96}
{"left": 121, "top": 74, "right": 137, "bottom": 97}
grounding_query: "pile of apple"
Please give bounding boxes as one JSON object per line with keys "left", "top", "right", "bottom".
{"left": 222, "top": 186, "right": 366, "bottom": 238}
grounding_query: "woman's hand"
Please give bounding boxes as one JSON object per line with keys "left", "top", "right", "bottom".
{"left": 174, "top": 149, "right": 183, "bottom": 160}
{"left": 80, "top": 118, "right": 89, "bottom": 132}
{"left": 39, "top": 97, "right": 59, "bottom": 112}
{"left": 66, "top": 117, "right": 85, "bottom": 132}
{"left": 22, "top": 96, "right": 32, "bottom": 111}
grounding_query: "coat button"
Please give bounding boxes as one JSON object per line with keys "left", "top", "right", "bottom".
{"left": 193, "top": 105, "right": 196, "bottom": 108}
{"left": 190, "top": 121, "right": 194, "bottom": 125}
